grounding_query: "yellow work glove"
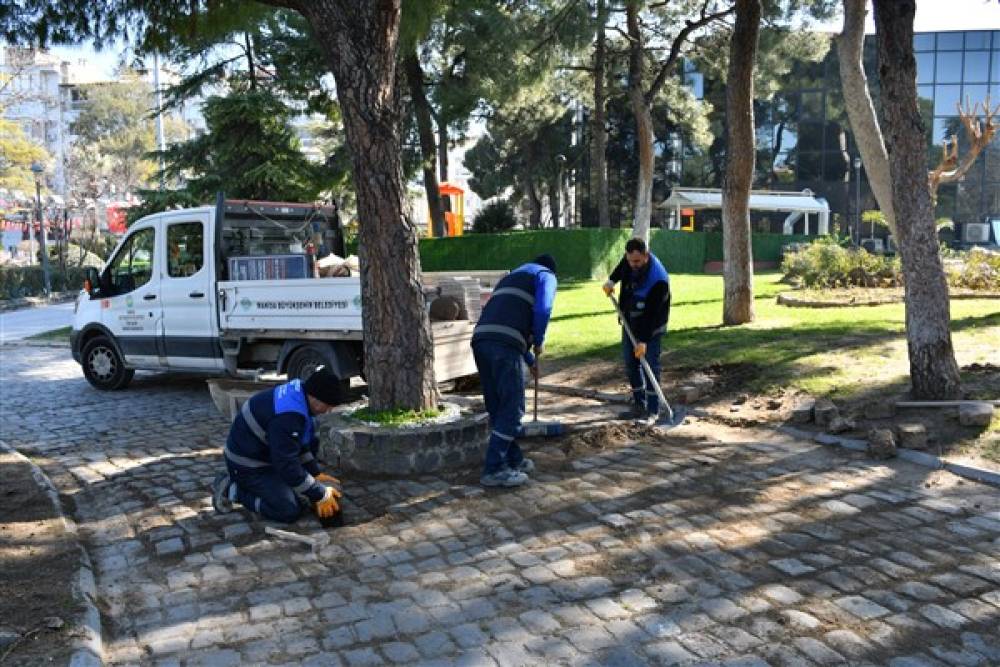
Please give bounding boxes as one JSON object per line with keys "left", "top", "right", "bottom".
{"left": 315, "top": 485, "right": 342, "bottom": 519}
{"left": 634, "top": 342, "right": 647, "bottom": 359}
{"left": 315, "top": 473, "right": 340, "bottom": 486}
{"left": 602, "top": 280, "right": 615, "bottom": 297}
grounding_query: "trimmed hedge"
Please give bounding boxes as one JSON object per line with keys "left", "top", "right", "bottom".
{"left": 419, "top": 229, "right": 631, "bottom": 280}
{"left": 649, "top": 230, "right": 709, "bottom": 274}
{"left": 0, "top": 266, "right": 88, "bottom": 299}
{"left": 703, "top": 232, "right": 813, "bottom": 263}
{"left": 416, "top": 228, "right": 817, "bottom": 279}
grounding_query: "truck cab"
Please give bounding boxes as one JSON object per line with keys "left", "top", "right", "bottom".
{"left": 72, "top": 205, "right": 226, "bottom": 388}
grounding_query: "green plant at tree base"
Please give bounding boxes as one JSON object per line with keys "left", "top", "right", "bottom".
{"left": 349, "top": 406, "right": 445, "bottom": 427}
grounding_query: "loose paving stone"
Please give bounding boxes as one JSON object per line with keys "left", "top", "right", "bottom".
{"left": 4, "top": 346, "right": 1000, "bottom": 666}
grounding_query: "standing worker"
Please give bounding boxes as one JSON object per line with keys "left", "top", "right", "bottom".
{"left": 603, "top": 238, "right": 671, "bottom": 425}
{"left": 211, "top": 366, "right": 344, "bottom": 523}
{"left": 472, "top": 254, "right": 558, "bottom": 487}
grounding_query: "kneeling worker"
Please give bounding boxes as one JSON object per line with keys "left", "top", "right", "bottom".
{"left": 212, "top": 366, "right": 343, "bottom": 523}
{"left": 603, "top": 238, "right": 671, "bottom": 425}
{"left": 472, "top": 254, "right": 558, "bottom": 487}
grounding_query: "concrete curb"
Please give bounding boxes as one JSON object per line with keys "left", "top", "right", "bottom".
{"left": 776, "top": 424, "right": 1000, "bottom": 488}
{"left": 1, "top": 339, "right": 70, "bottom": 348}
{"left": 0, "top": 291, "right": 77, "bottom": 313}
{"left": 0, "top": 441, "right": 104, "bottom": 666}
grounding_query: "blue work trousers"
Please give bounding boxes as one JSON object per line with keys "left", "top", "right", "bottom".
{"left": 472, "top": 340, "right": 526, "bottom": 475}
{"left": 226, "top": 460, "right": 304, "bottom": 524}
{"left": 622, "top": 330, "right": 663, "bottom": 416}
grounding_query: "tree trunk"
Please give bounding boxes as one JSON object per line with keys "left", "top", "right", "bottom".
{"left": 837, "top": 0, "right": 896, "bottom": 235}
{"left": 873, "top": 0, "right": 961, "bottom": 399}
{"left": 525, "top": 172, "right": 543, "bottom": 229}
{"left": 590, "top": 0, "right": 611, "bottom": 228}
{"left": 437, "top": 120, "right": 449, "bottom": 182}
{"left": 404, "top": 52, "right": 446, "bottom": 238}
{"left": 549, "top": 177, "right": 561, "bottom": 228}
{"left": 297, "top": 0, "right": 437, "bottom": 410}
{"left": 626, "top": 1, "right": 654, "bottom": 242}
{"left": 721, "top": 0, "right": 760, "bottom": 326}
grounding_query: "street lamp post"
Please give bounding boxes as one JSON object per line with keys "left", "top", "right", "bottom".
{"left": 555, "top": 154, "right": 567, "bottom": 228}
{"left": 31, "top": 162, "right": 52, "bottom": 295}
{"left": 853, "top": 156, "right": 862, "bottom": 246}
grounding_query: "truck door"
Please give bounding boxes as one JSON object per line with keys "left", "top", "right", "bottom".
{"left": 101, "top": 222, "right": 162, "bottom": 367}
{"left": 161, "top": 217, "right": 223, "bottom": 369}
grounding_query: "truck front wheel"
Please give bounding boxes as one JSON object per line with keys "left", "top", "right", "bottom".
{"left": 286, "top": 344, "right": 349, "bottom": 404}
{"left": 82, "top": 336, "right": 134, "bottom": 390}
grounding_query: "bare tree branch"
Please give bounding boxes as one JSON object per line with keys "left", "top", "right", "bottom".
{"left": 646, "top": 2, "right": 735, "bottom": 103}
{"left": 929, "top": 96, "right": 1000, "bottom": 194}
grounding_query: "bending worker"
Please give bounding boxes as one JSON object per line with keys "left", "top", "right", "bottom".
{"left": 212, "top": 366, "right": 343, "bottom": 523}
{"left": 603, "top": 237, "right": 671, "bottom": 425}
{"left": 472, "top": 254, "right": 558, "bottom": 487}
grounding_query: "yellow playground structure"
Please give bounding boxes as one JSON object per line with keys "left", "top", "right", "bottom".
{"left": 427, "top": 182, "right": 465, "bottom": 237}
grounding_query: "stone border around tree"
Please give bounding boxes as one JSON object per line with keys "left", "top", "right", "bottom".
{"left": 319, "top": 407, "right": 490, "bottom": 477}
{"left": 0, "top": 440, "right": 104, "bottom": 667}
{"left": 777, "top": 291, "right": 1000, "bottom": 308}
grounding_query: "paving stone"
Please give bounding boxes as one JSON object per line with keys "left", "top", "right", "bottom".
{"left": 920, "top": 604, "right": 970, "bottom": 629}
{"left": 381, "top": 642, "right": 420, "bottom": 664}
{"left": 644, "top": 640, "right": 698, "bottom": 665}
{"left": 959, "top": 402, "right": 994, "bottom": 427}
{"left": 770, "top": 558, "right": 815, "bottom": 576}
{"left": 155, "top": 538, "right": 185, "bottom": 557}
{"left": 414, "top": 630, "right": 457, "bottom": 658}
{"left": 342, "top": 648, "right": 382, "bottom": 666}
{"left": 760, "top": 584, "right": 804, "bottom": 605}
{"left": 793, "top": 637, "right": 847, "bottom": 665}
{"left": 834, "top": 595, "right": 891, "bottom": 620}
{"left": 899, "top": 581, "right": 949, "bottom": 601}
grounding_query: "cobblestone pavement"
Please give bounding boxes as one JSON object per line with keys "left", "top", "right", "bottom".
{"left": 2, "top": 345, "right": 999, "bottom": 667}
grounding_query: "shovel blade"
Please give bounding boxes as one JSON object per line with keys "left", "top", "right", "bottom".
{"left": 517, "top": 422, "right": 565, "bottom": 438}
{"left": 656, "top": 405, "right": 688, "bottom": 429}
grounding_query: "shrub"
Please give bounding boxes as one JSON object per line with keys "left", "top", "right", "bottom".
{"left": 781, "top": 237, "right": 902, "bottom": 288}
{"left": 783, "top": 241, "right": 1000, "bottom": 291}
{"left": 946, "top": 248, "right": 1000, "bottom": 291}
{"left": 0, "top": 266, "right": 89, "bottom": 299}
{"left": 471, "top": 200, "right": 517, "bottom": 234}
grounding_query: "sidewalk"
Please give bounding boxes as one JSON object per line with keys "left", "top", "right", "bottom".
{"left": 0, "top": 300, "right": 75, "bottom": 343}
{"left": 3, "top": 346, "right": 999, "bottom": 665}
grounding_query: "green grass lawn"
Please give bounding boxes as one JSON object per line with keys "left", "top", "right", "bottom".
{"left": 546, "top": 273, "right": 1000, "bottom": 399}
{"left": 25, "top": 326, "right": 72, "bottom": 343}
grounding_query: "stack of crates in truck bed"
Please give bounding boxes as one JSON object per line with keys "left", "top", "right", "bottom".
{"left": 228, "top": 254, "right": 311, "bottom": 281}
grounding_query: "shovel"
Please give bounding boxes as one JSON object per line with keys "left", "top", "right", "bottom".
{"left": 517, "top": 357, "right": 564, "bottom": 438}
{"left": 608, "top": 293, "right": 686, "bottom": 428}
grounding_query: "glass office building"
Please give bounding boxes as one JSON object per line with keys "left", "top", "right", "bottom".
{"left": 753, "top": 29, "right": 1000, "bottom": 233}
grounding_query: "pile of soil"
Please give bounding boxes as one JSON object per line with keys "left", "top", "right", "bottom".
{"left": 558, "top": 423, "right": 657, "bottom": 455}
{"left": 0, "top": 451, "right": 81, "bottom": 666}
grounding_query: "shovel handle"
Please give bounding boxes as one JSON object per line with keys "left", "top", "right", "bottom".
{"left": 533, "top": 358, "right": 539, "bottom": 422}
{"left": 607, "top": 293, "right": 674, "bottom": 422}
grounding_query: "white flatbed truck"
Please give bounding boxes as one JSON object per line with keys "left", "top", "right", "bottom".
{"left": 71, "top": 197, "right": 476, "bottom": 402}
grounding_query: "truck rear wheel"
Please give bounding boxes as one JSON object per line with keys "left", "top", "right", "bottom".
{"left": 82, "top": 335, "right": 134, "bottom": 390}
{"left": 286, "top": 344, "right": 349, "bottom": 404}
